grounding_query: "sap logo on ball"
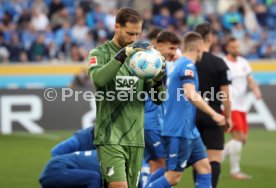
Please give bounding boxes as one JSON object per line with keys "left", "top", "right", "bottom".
{"left": 116, "top": 76, "right": 138, "bottom": 91}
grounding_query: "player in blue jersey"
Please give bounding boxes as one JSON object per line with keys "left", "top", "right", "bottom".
{"left": 39, "top": 150, "right": 101, "bottom": 188}
{"left": 51, "top": 126, "right": 95, "bottom": 156}
{"left": 145, "top": 32, "right": 225, "bottom": 188}
{"left": 144, "top": 31, "right": 180, "bottom": 175}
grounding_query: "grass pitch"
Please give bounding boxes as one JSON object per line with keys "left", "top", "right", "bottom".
{"left": 0, "top": 129, "right": 275, "bottom": 188}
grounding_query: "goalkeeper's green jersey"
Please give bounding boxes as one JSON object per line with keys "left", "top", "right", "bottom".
{"left": 88, "top": 41, "right": 148, "bottom": 147}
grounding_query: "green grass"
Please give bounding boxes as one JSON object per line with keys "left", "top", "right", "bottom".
{"left": 0, "top": 130, "right": 275, "bottom": 188}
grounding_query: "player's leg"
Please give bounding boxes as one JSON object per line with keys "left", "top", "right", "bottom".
{"left": 191, "top": 137, "right": 212, "bottom": 188}
{"left": 144, "top": 130, "right": 166, "bottom": 173}
{"left": 96, "top": 145, "right": 129, "bottom": 188}
{"left": 145, "top": 137, "right": 189, "bottom": 187}
{"left": 207, "top": 150, "right": 222, "bottom": 188}
{"left": 223, "top": 111, "right": 251, "bottom": 179}
{"left": 125, "top": 146, "right": 144, "bottom": 188}
{"left": 40, "top": 169, "right": 101, "bottom": 188}
{"left": 195, "top": 115, "right": 224, "bottom": 188}
{"left": 51, "top": 135, "right": 80, "bottom": 156}
{"left": 204, "top": 127, "right": 224, "bottom": 188}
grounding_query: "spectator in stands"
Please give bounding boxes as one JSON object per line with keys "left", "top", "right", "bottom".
{"left": 17, "top": 8, "right": 31, "bottom": 32}
{"left": 232, "top": 23, "right": 246, "bottom": 40}
{"left": 222, "top": 5, "right": 243, "bottom": 31}
{"left": 48, "top": 41, "right": 59, "bottom": 61}
{"left": 0, "top": 0, "right": 275, "bottom": 63}
{"left": 48, "top": 0, "right": 65, "bottom": 20}
{"left": 32, "top": 0, "right": 49, "bottom": 15}
{"left": 86, "top": 3, "right": 107, "bottom": 29}
{"left": 70, "top": 44, "right": 84, "bottom": 62}
{"left": 266, "top": 1, "right": 276, "bottom": 30}
{"left": 59, "top": 33, "right": 73, "bottom": 61}
{"left": 153, "top": 6, "right": 176, "bottom": 28}
{"left": 243, "top": 3, "right": 261, "bottom": 34}
{"left": 72, "top": 17, "right": 89, "bottom": 45}
{"left": 21, "top": 23, "right": 37, "bottom": 50}
{"left": 81, "top": 31, "right": 96, "bottom": 55}
{"left": 0, "top": 31, "right": 9, "bottom": 63}
{"left": 28, "top": 33, "right": 49, "bottom": 62}
{"left": 50, "top": 6, "right": 70, "bottom": 31}
{"left": 31, "top": 9, "right": 49, "bottom": 31}
{"left": 8, "top": 33, "right": 23, "bottom": 62}
{"left": 187, "top": 0, "right": 205, "bottom": 29}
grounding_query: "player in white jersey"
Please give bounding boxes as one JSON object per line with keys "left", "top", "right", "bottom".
{"left": 222, "top": 37, "right": 262, "bottom": 179}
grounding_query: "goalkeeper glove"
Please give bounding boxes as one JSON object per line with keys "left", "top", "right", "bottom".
{"left": 115, "top": 41, "right": 151, "bottom": 64}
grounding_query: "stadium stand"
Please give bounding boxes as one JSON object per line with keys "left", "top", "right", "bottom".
{"left": 0, "top": 0, "right": 275, "bottom": 63}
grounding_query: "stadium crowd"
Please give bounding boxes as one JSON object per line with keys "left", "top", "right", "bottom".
{"left": 0, "top": 0, "right": 276, "bottom": 63}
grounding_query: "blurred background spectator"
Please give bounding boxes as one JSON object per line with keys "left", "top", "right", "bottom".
{"left": 0, "top": 0, "right": 275, "bottom": 63}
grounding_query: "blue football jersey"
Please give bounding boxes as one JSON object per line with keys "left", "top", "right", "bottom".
{"left": 39, "top": 150, "right": 99, "bottom": 180}
{"left": 162, "top": 56, "right": 200, "bottom": 138}
{"left": 144, "top": 98, "right": 163, "bottom": 131}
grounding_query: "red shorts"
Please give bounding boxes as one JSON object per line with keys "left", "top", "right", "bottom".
{"left": 231, "top": 111, "right": 248, "bottom": 134}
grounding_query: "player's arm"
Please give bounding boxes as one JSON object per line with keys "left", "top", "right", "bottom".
{"left": 88, "top": 49, "right": 122, "bottom": 88}
{"left": 247, "top": 75, "right": 262, "bottom": 99}
{"left": 51, "top": 135, "right": 81, "bottom": 157}
{"left": 183, "top": 83, "right": 225, "bottom": 125}
{"left": 218, "top": 60, "right": 233, "bottom": 131}
{"left": 220, "top": 85, "right": 232, "bottom": 131}
{"left": 51, "top": 127, "right": 95, "bottom": 156}
{"left": 88, "top": 41, "right": 151, "bottom": 88}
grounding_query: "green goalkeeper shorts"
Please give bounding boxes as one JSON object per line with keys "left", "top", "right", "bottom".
{"left": 96, "top": 145, "right": 144, "bottom": 188}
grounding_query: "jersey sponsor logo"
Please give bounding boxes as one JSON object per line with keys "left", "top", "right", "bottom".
{"left": 107, "top": 166, "right": 115, "bottom": 177}
{"left": 184, "top": 69, "right": 194, "bottom": 77}
{"left": 187, "top": 63, "right": 194, "bottom": 67}
{"left": 116, "top": 76, "right": 138, "bottom": 91}
{"left": 169, "top": 153, "right": 177, "bottom": 158}
{"left": 153, "top": 141, "right": 161, "bottom": 147}
{"left": 89, "top": 56, "right": 97, "bottom": 68}
{"left": 180, "top": 160, "right": 187, "bottom": 168}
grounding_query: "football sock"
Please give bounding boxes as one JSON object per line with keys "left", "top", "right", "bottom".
{"left": 195, "top": 174, "right": 212, "bottom": 188}
{"left": 210, "top": 161, "right": 221, "bottom": 188}
{"left": 222, "top": 140, "right": 231, "bottom": 161}
{"left": 145, "top": 175, "right": 171, "bottom": 188}
{"left": 228, "top": 139, "right": 243, "bottom": 174}
{"left": 145, "top": 167, "right": 165, "bottom": 187}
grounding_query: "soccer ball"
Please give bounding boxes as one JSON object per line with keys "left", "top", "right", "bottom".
{"left": 129, "top": 47, "right": 163, "bottom": 79}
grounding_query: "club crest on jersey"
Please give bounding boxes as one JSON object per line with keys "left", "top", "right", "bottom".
{"left": 107, "top": 166, "right": 114, "bottom": 177}
{"left": 88, "top": 56, "right": 97, "bottom": 68}
{"left": 116, "top": 76, "right": 138, "bottom": 91}
{"left": 184, "top": 69, "right": 194, "bottom": 77}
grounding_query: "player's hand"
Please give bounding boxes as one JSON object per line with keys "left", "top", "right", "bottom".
{"left": 224, "top": 117, "right": 233, "bottom": 132}
{"left": 115, "top": 41, "right": 151, "bottom": 64}
{"left": 212, "top": 113, "right": 225, "bottom": 126}
{"left": 125, "top": 41, "right": 151, "bottom": 56}
{"left": 153, "top": 59, "right": 166, "bottom": 82}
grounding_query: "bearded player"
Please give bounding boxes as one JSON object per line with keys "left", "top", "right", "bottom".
{"left": 87, "top": 8, "right": 165, "bottom": 188}
{"left": 222, "top": 37, "right": 262, "bottom": 179}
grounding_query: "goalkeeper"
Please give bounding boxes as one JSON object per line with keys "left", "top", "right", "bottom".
{"left": 87, "top": 7, "right": 165, "bottom": 188}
